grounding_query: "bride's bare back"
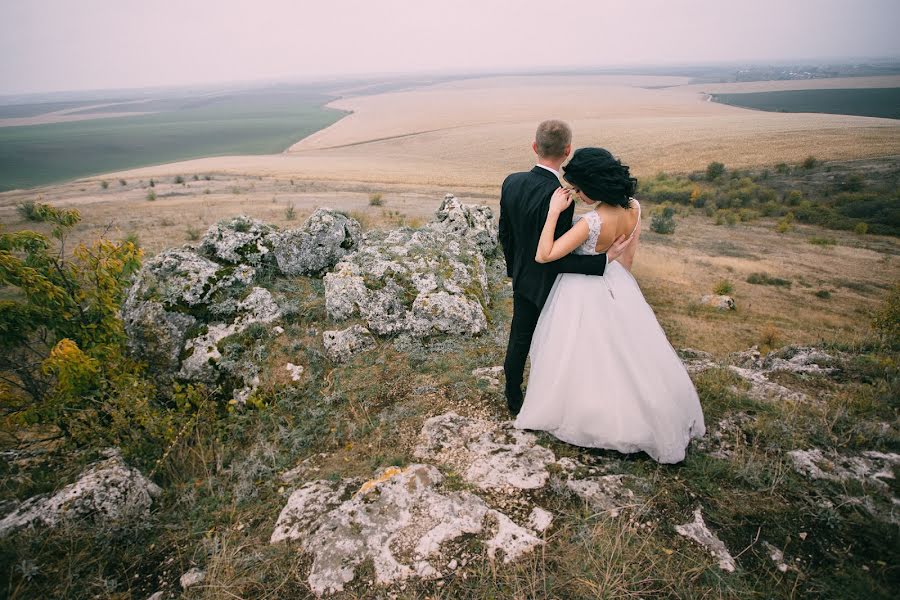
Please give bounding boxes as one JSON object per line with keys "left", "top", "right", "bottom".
{"left": 593, "top": 200, "right": 641, "bottom": 253}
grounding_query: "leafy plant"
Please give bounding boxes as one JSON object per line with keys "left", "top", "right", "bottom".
{"left": 0, "top": 203, "right": 142, "bottom": 434}
{"left": 369, "top": 193, "right": 384, "bottom": 206}
{"left": 706, "top": 161, "right": 725, "bottom": 181}
{"left": 714, "top": 279, "right": 734, "bottom": 295}
{"left": 650, "top": 206, "right": 676, "bottom": 234}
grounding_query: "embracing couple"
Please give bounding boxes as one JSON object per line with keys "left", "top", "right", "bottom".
{"left": 499, "top": 120, "right": 705, "bottom": 464}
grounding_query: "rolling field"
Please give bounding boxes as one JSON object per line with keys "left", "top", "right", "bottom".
{"left": 87, "top": 74, "right": 900, "bottom": 190}
{"left": 0, "top": 87, "right": 347, "bottom": 191}
{"left": 713, "top": 87, "right": 900, "bottom": 119}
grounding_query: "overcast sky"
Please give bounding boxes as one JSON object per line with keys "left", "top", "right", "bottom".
{"left": 1, "top": 0, "right": 898, "bottom": 95}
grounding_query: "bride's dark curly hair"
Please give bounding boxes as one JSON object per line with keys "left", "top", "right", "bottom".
{"left": 562, "top": 147, "right": 637, "bottom": 208}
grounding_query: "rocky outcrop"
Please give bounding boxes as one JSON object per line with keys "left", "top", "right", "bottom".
{"left": 430, "top": 193, "right": 498, "bottom": 255}
{"left": 271, "top": 464, "right": 543, "bottom": 596}
{"left": 0, "top": 449, "right": 160, "bottom": 536}
{"left": 324, "top": 196, "right": 496, "bottom": 338}
{"left": 123, "top": 210, "right": 360, "bottom": 399}
{"left": 272, "top": 208, "right": 362, "bottom": 275}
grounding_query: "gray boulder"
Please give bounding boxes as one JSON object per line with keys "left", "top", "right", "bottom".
{"left": 323, "top": 325, "right": 376, "bottom": 363}
{"left": 430, "top": 193, "right": 498, "bottom": 255}
{"left": 324, "top": 213, "right": 492, "bottom": 338}
{"left": 700, "top": 294, "right": 736, "bottom": 310}
{"left": 272, "top": 208, "right": 362, "bottom": 275}
{"left": 198, "top": 214, "right": 277, "bottom": 266}
{"left": 0, "top": 449, "right": 161, "bottom": 536}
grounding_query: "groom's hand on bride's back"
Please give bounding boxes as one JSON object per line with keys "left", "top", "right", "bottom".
{"left": 607, "top": 234, "right": 633, "bottom": 263}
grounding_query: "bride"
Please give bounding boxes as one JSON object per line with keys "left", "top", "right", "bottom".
{"left": 513, "top": 147, "right": 705, "bottom": 464}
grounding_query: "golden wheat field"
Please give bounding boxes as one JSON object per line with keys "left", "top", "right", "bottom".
{"left": 87, "top": 74, "right": 900, "bottom": 188}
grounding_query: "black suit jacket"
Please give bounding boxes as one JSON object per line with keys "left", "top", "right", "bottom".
{"left": 499, "top": 166, "right": 607, "bottom": 308}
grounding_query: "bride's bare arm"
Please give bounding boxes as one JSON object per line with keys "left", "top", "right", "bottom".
{"left": 619, "top": 202, "right": 641, "bottom": 271}
{"left": 535, "top": 188, "right": 590, "bottom": 264}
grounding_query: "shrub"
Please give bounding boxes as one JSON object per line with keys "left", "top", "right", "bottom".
{"left": 16, "top": 200, "right": 46, "bottom": 221}
{"left": 706, "top": 161, "right": 726, "bottom": 181}
{"left": 185, "top": 226, "right": 201, "bottom": 241}
{"left": 814, "top": 290, "right": 832, "bottom": 299}
{"left": 192, "top": 174, "right": 199, "bottom": 181}
{"left": 174, "top": 175, "right": 185, "bottom": 184}
{"left": 802, "top": 156, "right": 818, "bottom": 170}
{"left": 0, "top": 205, "right": 142, "bottom": 427}
{"left": 714, "top": 280, "right": 733, "bottom": 295}
{"left": 118, "top": 178, "right": 127, "bottom": 186}
{"left": 149, "top": 178, "right": 155, "bottom": 187}
{"left": 369, "top": 193, "right": 384, "bottom": 206}
{"left": 746, "top": 272, "right": 791, "bottom": 287}
{"left": 122, "top": 232, "right": 140, "bottom": 248}
{"left": 871, "top": 283, "right": 899, "bottom": 350}
{"left": 784, "top": 190, "right": 803, "bottom": 206}
{"left": 100, "top": 180, "right": 109, "bottom": 189}
{"left": 285, "top": 202, "right": 296, "bottom": 220}
{"left": 204, "top": 188, "right": 211, "bottom": 195}
{"left": 854, "top": 222, "right": 868, "bottom": 235}
{"left": 758, "top": 324, "right": 783, "bottom": 352}
{"left": 650, "top": 206, "right": 677, "bottom": 234}
{"left": 146, "top": 189, "right": 157, "bottom": 201}
{"left": 775, "top": 162, "right": 790, "bottom": 175}
{"left": 776, "top": 212, "right": 795, "bottom": 233}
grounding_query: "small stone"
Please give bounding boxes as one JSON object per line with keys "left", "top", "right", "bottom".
{"left": 285, "top": 362, "right": 304, "bottom": 381}
{"left": 179, "top": 567, "right": 206, "bottom": 590}
{"left": 700, "top": 294, "right": 736, "bottom": 311}
{"left": 527, "top": 507, "right": 554, "bottom": 533}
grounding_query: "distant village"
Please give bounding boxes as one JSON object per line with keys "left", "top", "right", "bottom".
{"left": 734, "top": 61, "right": 900, "bottom": 81}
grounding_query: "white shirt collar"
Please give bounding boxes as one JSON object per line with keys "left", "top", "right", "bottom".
{"left": 534, "top": 163, "right": 560, "bottom": 178}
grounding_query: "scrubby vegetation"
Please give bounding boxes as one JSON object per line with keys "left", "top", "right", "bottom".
{"left": 1, "top": 200, "right": 897, "bottom": 599}
{"left": 638, "top": 158, "right": 900, "bottom": 236}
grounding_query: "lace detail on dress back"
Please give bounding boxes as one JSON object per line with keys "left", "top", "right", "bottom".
{"left": 573, "top": 210, "right": 602, "bottom": 256}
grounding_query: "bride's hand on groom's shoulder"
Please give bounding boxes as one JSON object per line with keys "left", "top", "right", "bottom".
{"left": 549, "top": 187, "right": 573, "bottom": 214}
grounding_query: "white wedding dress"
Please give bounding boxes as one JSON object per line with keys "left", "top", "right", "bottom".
{"left": 514, "top": 203, "right": 706, "bottom": 463}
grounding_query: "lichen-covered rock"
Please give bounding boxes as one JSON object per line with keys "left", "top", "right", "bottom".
{"left": 675, "top": 507, "right": 736, "bottom": 572}
{"left": 430, "top": 193, "right": 498, "bottom": 255}
{"left": 272, "top": 208, "right": 362, "bottom": 275}
{"left": 270, "top": 465, "right": 542, "bottom": 596}
{"left": 787, "top": 448, "right": 899, "bottom": 488}
{"left": 414, "top": 412, "right": 556, "bottom": 491}
{"left": 700, "top": 294, "right": 736, "bottom": 311}
{"left": 324, "top": 221, "right": 491, "bottom": 337}
{"left": 177, "top": 287, "right": 281, "bottom": 384}
{"left": 0, "top": 449, "right": 161, "bottom": 536}
{"left": 123, "top": 300, "right": 197, "bottom": 381}
{"left": 124, "top": 247, "right": 255, "bottom": 310}
{"left": 198, "top": 214, "right": 277, "bottom": 266}
{"left": 323, "top": 325, "right": 376, "bottom": 362}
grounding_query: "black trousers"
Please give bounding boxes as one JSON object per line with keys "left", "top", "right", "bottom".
{"left": 503, "top": 292, "right": 541, "bottom": 413}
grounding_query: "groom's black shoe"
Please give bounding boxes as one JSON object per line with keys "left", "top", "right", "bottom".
{"left": 506, "top": 389, "right": 523, "bottom": 416}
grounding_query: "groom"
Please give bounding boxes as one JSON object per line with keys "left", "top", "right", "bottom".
{"left": 499, "top": 119, "right": 632, "bottom": 415}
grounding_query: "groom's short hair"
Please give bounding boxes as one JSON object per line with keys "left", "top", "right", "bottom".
{"left": 535, "top": 120, "right": 572, "bottom": 158}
